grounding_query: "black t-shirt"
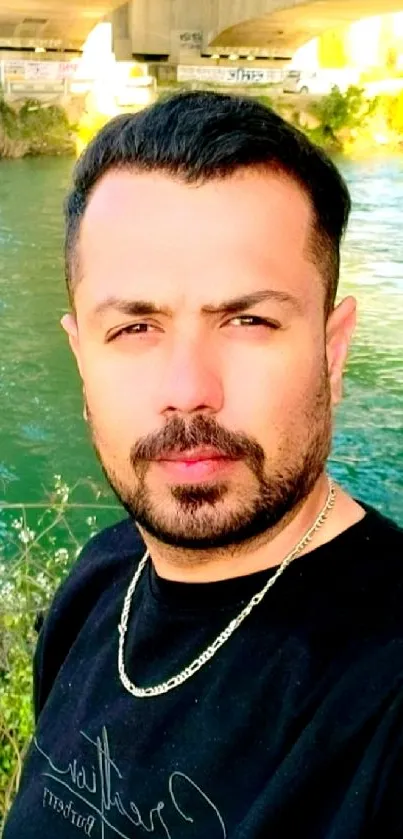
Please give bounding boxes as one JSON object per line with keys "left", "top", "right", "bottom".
{"left": 4, "top": 505, "right": 403, "bottom": 839}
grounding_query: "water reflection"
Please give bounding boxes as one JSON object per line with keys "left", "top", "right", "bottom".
{"left": 330, "top": 157, "right": 402, "bottom": 521}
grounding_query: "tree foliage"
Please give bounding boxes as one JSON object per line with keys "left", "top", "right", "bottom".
{"left": 305, "top": 86, "right": 379, "bottom": 150}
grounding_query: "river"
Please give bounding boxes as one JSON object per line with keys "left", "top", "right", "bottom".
{"left": 0, "top": 155, "right": 402, "bottom": 553}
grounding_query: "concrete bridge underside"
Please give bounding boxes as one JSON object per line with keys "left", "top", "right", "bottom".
{"left": 0, "top": 0, "right": 123, "bottom": 51}
{"left": 210, "top": 0, "right": 403, "bottom": 54}
{"left": 2, "top": 0, "right": 403, "bottom": 57}
{"left": 127, "top": 0, "right": 403, "bottom": 63}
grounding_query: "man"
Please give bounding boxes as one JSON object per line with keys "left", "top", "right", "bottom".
{"left": 4, "top": 91, "right": 403, "bottom": 838}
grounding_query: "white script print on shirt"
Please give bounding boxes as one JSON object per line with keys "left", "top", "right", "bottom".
{"left": 34, "top": 726, "right": 227, "bottom": 838}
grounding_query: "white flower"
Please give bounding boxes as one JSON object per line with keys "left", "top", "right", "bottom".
{"left": 18, "top": 528, "right": 35, "bottom": 545}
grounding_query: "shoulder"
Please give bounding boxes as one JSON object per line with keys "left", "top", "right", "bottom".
{"left": 34, "top": 517, "right": 144, "bottom": 717}
{"left": 318, "top": 500, "right": 403, "bottom": 574}
{"left": 358, "top": 502, "right": 403, "bottom": 552}
{"left": 358, "top": 505, "right": 403, "bottom": 595}
{"left": 333, "top": 502, "right": 403, "bottom": 611}
{"left": 298, "top": 502, "right": 403, "bottom": 616}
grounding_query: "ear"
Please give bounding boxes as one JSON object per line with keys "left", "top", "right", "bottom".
{"left": 61, "top": 313, "right": 84, "bottom": 379}
{"left": 326, "top": 296, "right": 357, "bottom": 406}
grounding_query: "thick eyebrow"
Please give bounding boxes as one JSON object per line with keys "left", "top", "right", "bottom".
{"left": 90, "top": 298, "right": 171, "bottom": 321}
{"left": 201, "top": 289, "right": 302, "bottom": 315}
{"left": 90, "top": 289, "right": 302, "bottom": 322}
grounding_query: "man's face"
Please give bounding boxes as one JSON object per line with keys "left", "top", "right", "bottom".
{"left": 63, "top": 168, "right": 355, "bottom": 550}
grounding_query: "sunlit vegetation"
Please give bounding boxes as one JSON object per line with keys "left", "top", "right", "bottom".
{"left": 0, "top": 478, "right": 119, "bottom": 829}
{"left": 0, "top": 95, "right": 75, "bottom": 158}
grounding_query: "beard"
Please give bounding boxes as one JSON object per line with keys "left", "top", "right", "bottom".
{"left": 86, "top": 365, "right": 332, "bottom": 552}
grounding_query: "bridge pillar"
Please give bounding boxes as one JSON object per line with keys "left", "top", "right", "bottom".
{"left": 110, "top": 2, "right": 132, "bottom": 60}
{"left": 126, "top": 0, "right": 205, "bottom": 62}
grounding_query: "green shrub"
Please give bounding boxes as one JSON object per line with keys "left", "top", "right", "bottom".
{"left": 306, "top": 85, "right": 379, "bottom": 150}
{"left": 0, "top": 478, "right": 120, "bottom": 829}
{"left": 18, "top": 100, "right": 74, "bottom": 155}
{"left": 0, "top": 95, "right": 75, "bottom": 158}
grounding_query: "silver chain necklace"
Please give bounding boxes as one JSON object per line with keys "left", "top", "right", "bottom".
{"left": 118, "top": 478, "right": 336, "bottom": 698}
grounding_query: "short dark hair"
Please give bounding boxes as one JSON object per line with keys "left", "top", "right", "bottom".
{"left": 65, "top": 91, "right": 351, "bottom": 315}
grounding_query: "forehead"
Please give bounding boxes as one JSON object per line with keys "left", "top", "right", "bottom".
{"left": 76, "top": 168, "right": 319, "bottom": 311}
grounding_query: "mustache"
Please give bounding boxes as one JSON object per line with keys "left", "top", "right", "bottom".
{"left": 130, "top": 414, "right": 265, "bottom": 467}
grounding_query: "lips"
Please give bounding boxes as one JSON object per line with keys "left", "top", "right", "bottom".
{"left": 153, "top": 448, "right": 238, "bottom": 483}
{"left": 156, "top": 447, "right": 231, "bottom": 463}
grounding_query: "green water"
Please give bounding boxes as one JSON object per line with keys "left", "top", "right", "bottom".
{"left": 0, "top": 155, "right": 402, "bottom": 547}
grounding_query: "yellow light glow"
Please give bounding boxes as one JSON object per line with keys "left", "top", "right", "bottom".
{"left": 293, "top": 12, "right": 403, "bottom": 71}
{"left": 348, "top": 16, "right": 381, "bottom": 67}
{"left": 392, "top": 12, "right": 403, "bottom": 37}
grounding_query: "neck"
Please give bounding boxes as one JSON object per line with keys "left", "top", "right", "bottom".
{"left": 137, "top": 474, "right": 365, "bottom": 584}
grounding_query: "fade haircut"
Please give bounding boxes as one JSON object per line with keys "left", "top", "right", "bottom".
{"left": 65, "top": 90, "right": 351, "bottom": 316}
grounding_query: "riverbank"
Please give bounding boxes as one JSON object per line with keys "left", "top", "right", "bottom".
{"left": 185, "top": 84, "right": 403, "bottom": 155}
{"left": 74, "top": 85, "right": 403, "bottom": 159}
{"left": 279, "top": 86, "right": 403, "bottom": 155}
{"left": 2, "top": 86, "right": 403, "bottom": 159}
{"left": 0, "top": 97, "right": 75, "bottom": 158}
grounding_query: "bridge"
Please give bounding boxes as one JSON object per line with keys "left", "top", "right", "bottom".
{"left": 127, "top": 0, "right": 403, "bottom": 61}
{"left": 1, "top": 0, "right": 403, "bottom": 58}
{"left": 0, "top": 0, "right": 123, "bottom": 52}
{"left": 207, "top": 0, "right": 403, "bottom": 56}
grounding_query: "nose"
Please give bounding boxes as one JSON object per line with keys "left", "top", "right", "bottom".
{"left": 155, "top": 335, "right": 224, "bottom": 417}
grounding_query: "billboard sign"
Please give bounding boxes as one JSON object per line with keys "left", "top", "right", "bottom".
{"left": 177, "top": 65, "right": 286, "bottom": 85}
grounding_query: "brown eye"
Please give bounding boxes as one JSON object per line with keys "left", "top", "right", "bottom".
{"left": 111, "top": 323, "right": 159, "bottom": 339}
{"left": 228, "top": 316, "right": 280, "bottom": 329}
{"left": 121, "top": 323, "right": 150, "bottom": 334}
